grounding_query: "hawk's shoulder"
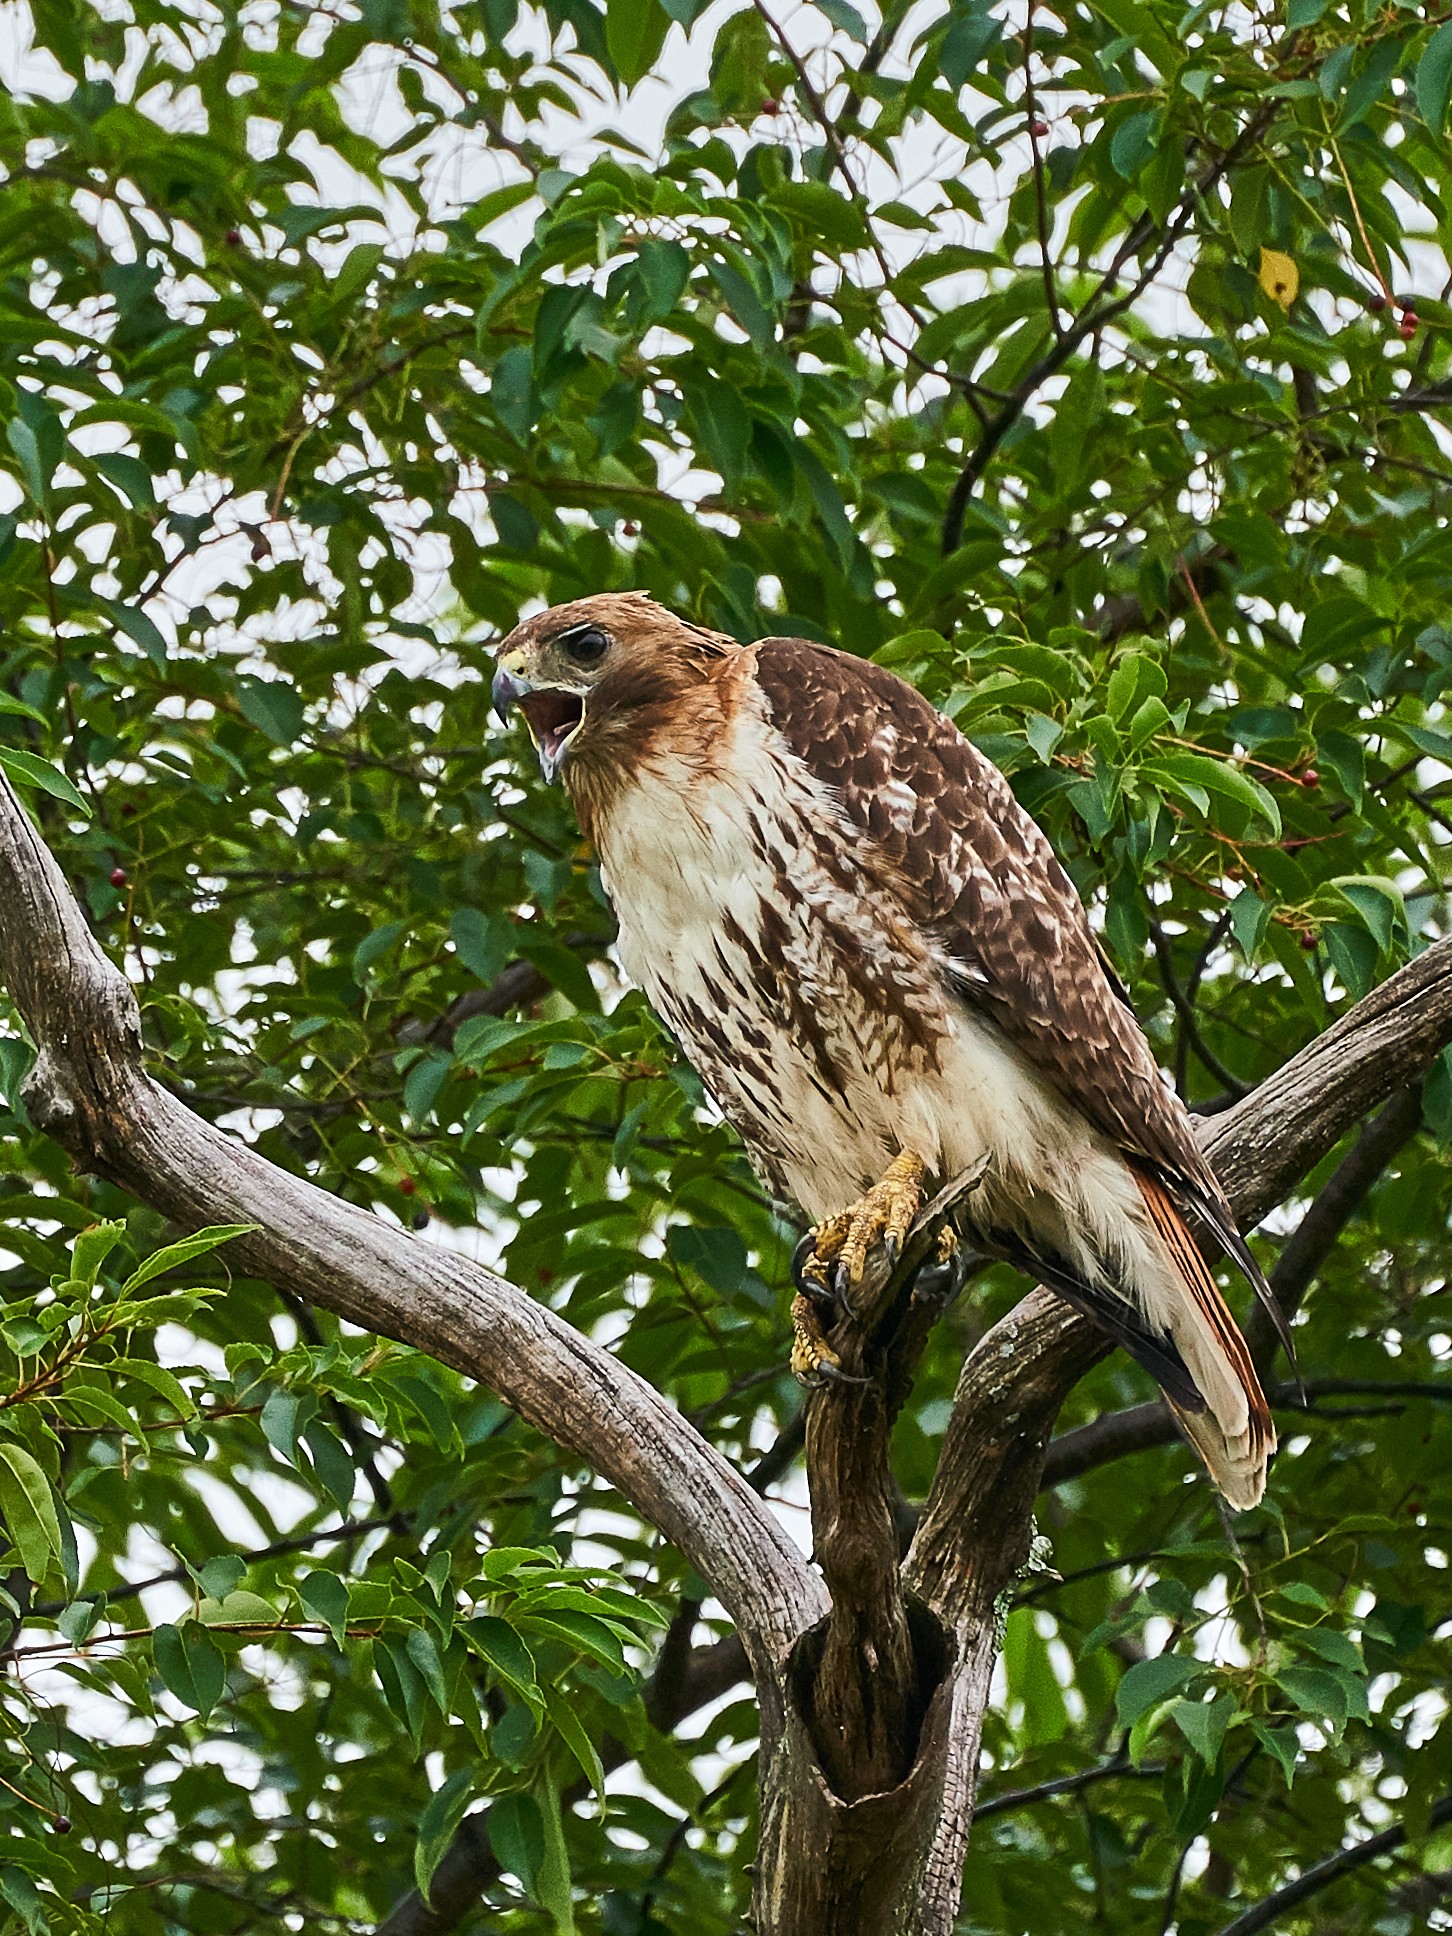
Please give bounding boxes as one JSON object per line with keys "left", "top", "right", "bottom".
{"left": 749, "top": 634, "right": 1213, "bottom": 1197}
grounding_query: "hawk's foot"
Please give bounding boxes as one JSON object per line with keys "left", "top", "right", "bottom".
{"left": 912, "top": 1223, "right": 967, "bottom": 1306}
{"left": 801, "top": 1150, "right": 928, "bottom": 1307}
{"left": 789, "top": 1291, "right": 868, "bottom": 1388}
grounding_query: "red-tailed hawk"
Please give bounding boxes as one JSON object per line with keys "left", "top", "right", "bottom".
{"left": 492, "top": 593, "right": 1282, "bottom": 1507}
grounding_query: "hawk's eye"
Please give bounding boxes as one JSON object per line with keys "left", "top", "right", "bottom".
{"left": 559, "top": 625, "right": 609, "bottom": 667}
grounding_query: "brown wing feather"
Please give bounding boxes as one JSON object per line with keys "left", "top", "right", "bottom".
{"left": 752, "top": 635, "right": 1217, "bottom": 1199}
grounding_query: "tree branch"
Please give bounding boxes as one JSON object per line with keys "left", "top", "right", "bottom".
{"left": 1245, "top": 1081, "right": 1423, "bottom": 1365}
{"left": 1212, "top": 1793, "right": 1452, "bottom": 1936}
{"left": 795, "top": 1163, "right": 988, "bottom": 1798}
{"left": 1039, "top": 1374, "right": 1452, "bottom": 1486}
{"left": 974, "top": 1752, "right": 1163, "bottom": 1820}
{"left": 0, "top": 772, "right": 825, "bottom": 1675}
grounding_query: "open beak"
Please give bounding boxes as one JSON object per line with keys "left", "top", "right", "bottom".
{"left": 491, "top": 662, "right": 585, "bottom": 785}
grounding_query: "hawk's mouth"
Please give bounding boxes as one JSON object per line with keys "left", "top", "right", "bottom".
{"left": 518, "top": 688, "right": 585, "bottom": 779}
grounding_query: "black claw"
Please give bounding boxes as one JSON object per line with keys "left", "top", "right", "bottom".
{"left": 791, "top": 1232, "right": 828, "bottom": 1299}
{"left": 911, "top": 1245, "right": 972, "bottom": 1307}
{"left": 883, "top": 1232, "right": 901, "bottom": 1268}
{"left": 810, "top": 1357, "right": 872, "bottom": 1388}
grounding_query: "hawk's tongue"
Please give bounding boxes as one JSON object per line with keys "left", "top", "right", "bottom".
{"left": 518, "top": 689, "right": 584, "bottom": 780}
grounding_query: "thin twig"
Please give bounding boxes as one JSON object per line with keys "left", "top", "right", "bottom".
{"left": 1212, "top": 1793, "right": 1452, "bottom": 1936}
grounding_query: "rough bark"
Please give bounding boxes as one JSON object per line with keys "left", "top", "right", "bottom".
{"left": 0, "top": 769, "right": 1450, "bottom": 1936}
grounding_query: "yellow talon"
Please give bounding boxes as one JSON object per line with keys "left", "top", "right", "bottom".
{"left": 806, "top": 1149, "right": 927, "bottom": 1299}
{"left": 790, "top": 1291, "right": 841, "bottom": 1387}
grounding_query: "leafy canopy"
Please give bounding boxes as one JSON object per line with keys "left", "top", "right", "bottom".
{"left": 0, "top": 0, "right": 1448, "bottom": 1929}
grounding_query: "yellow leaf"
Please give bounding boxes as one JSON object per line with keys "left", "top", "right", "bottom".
{"left": 1259, "top": 247, "right": 1299, "bottom": 310}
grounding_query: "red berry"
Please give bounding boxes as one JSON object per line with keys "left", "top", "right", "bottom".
{"left": 1300, "top": 768, "right": 1320, "bottom": 789}
{"left": 52, "top": 1816, "right": 71, "bottom": 1835}
{"left": 1299, "top": 931, "right": 1318, "bottom": 951}
{"left": 1368, "top": 292, "right": 1388, "bottom": 313}
{"left": 225, "top": 229, "right": 243, "bottom": 246}
{"left": 1400, "top": 316, "right": 1418, "bottom": 340}
{"left": 109, "top": 867, "right": 128, "bottom": 888}
{"left": 398, "top": 1175, "right": 416, "bottom": 1197}
{"left": 1030, "top": 118, "right": 1049, "bottom": 137}
{"left": 760, "top": 99, "right": 780, "bottom": 116}
{"left": 622, "top": 519, "right": 639, "bottom": 536}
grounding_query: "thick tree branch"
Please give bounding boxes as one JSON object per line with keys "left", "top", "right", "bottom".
{"left": 0, "top": 773, "right": 825, "bottom": 1676}
{"left": 794, "top": 1163, "right": 986, "bottom": 1799}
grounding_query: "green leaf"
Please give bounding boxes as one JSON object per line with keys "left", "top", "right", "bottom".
{"left": 406, "top": 1626, "right": 451, "bottom": 1712}
{"left": 92, "top": 451, "right": 157, "bottom": 510}
{"left": 415, "top": 1768, "right": 475, "bottom": 1902}
{"left": 1143, "top": 752, "right": 1281, "bottom": 836}
{"left": 1333, "top": 877, "right": 1405, "bottom": 953}
{"left": 1253, "top": 1720, "right": 1302, "bottom": 1786}
{"left": 1172, "top": 1692, "right": 1235, "bottom": 1765}
{"left": 237, "top": 678, "right": 305, "bottom": 747}
{"left": 106, "top": 601, "right": 168, "bottom": 667}
{"left": 153, "top": 1621, "right": 226, "bottom": 1720}
{"left": 0, "top": 1440, "right": 63, "bottom": 1584}
{"left": 1417, "top": 20, "right": 1452, "bottom": 133}
{"left": 120, "top": 1225, "right": 254, "bottom": 1294}
{"left": 451, "top": 907, "right": 511, "bottom": 983}
{"left": 403, "top": 1051, "right": 451, "bottom": 1125}
{"left": 545, "top": 1685, "right": 605, "bottom": 1795}
{"left": 196, "top": 1589, "right": 280, "bottom": 1627}
{"left": 488, "top": 1790, "right": 545, "bottom": 1893}
{"left": 119, "top": 1357, "right": 197, "bottom": 1420}
{"left": 0, "top": 1865, "right": 48, "bottom": 1935}
{"left": 1229, "top": 886, "right": 1269, "bottom": 958}
{"left": 0, "top": 748, "right": 90, "bottom": 816}
{"left": 70, "top": 1219, "right": 127, "bottom": 1289}
{"left": 354, "top": 921, "right": 407, "bottom": 979}
{"left": 535, "top": 1768, "right": 579, "bottom": 1932}
{"left": 516, "top": 1607, "right": 628, "bottom": 1671}
{"left": 1115, "top": 1653, "right": 1200, "bottom": 1727}
{"left": 1275, "top": 1664, "right": 1351, "bottom": 1726}
{"left": 462, "top": 1615, "right": 540, "bottom": 1702}
{"left": 606, "top": 0, "right": 670, "bottom": 86}
{"left": 299, "top": 1569, "right": 352, "bottom": 1645}
{"left": 665, "top": 1223, "right": 747, "bottom": 1294}
{"left": 1110, "top": 110, "right": 1160, "bottom": 178}
{"left": 6, "top": 417, "right": 49, "bottom": 503}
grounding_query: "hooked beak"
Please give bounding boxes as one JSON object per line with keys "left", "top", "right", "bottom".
{"left": 491, "top": 659, "right": 586, "bottom": 785}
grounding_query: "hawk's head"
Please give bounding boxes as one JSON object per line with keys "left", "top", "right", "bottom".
{"left": 491, "top": 593, "right": 734, "bottom": 785}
